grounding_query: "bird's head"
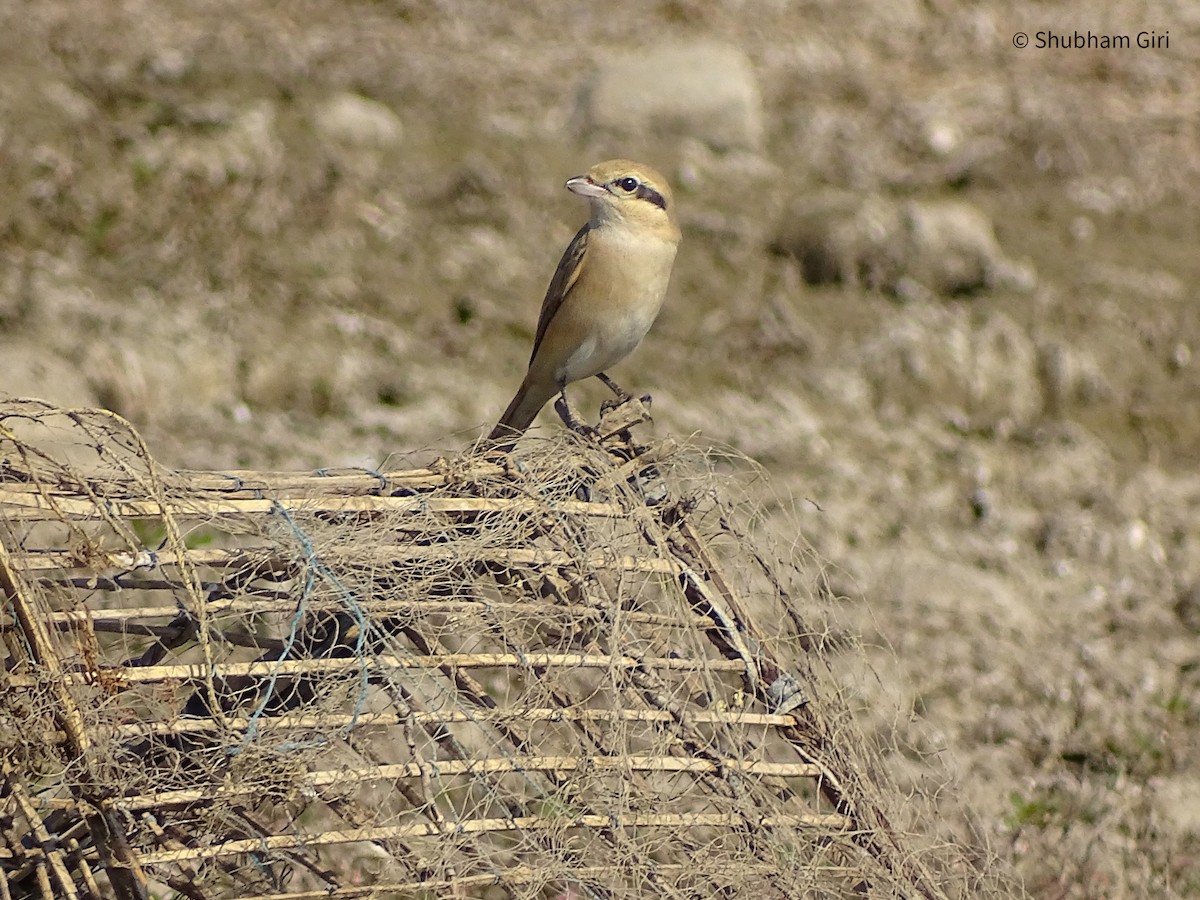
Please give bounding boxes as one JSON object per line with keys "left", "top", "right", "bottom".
{"left": 565, "top": 159, "right": 679, "bottom": 239}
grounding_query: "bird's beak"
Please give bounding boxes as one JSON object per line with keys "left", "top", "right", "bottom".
{"left": 565, "top": 175, "right": 610, "bottom": 199}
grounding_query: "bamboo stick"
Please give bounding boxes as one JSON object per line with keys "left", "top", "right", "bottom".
{"left": 137, "top": 811, "right": 854, "bottom": 865}
{"left": 9, "top": 545, "right": 679, "bottom": 576}
{"left": 4, "top": 650, "right": 749, "bottom": 688}
{"left": 33, "top": 599, "right": 712, "bottom": 631}
{"left": 0, "top": 490, "right": 624, "bottom": 521}
{"left": 109, "top": 704, "right": 799, "bottom": 739}
{"left": 113, "top": 755, "right": 826, "bottom": 810}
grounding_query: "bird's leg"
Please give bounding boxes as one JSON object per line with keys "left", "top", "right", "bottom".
{"left": 554, "top": 389, "right": 598, "bottom": 437}
{"left": 597, "top": 372, "right": 652, "bottom": 414}
{"left": 596, "top": 372, "right": 630, "bottom": 401}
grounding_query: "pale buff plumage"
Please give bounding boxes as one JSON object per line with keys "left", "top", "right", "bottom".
{"left": 487, "top": 159, "right": 681, "bottom": 450}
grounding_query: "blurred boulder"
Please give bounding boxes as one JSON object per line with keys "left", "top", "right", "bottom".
{"left": 902, "top": 199, "right": 1035, "bottom": 297}
{"left": 578, "top": 41, "right": 763, "bottom": 151}
{"left": 1174, "top": 581, "right": 1200, "bottom": 632}
{"left": 1153, "top": 776, "right": 1200, "bottom": 834}
{"left": 774, "top": 192, "right": 1035, "bottom": 298}
{"left": 859, "top": 304, "right": 1042, "bottom": 429}
{"left": 775, "top": 192, "right": 903, "bottom": 291}
{"left": 1035, "top": 339, "right": 1114, "bottom": 416}
{"left": 313, "top": 93, "right": 404, "bottom": 149}
{"left": 138, "top": 101, "right": 283, "bottom": 185}
{"left": 897, "top": 79, "right": 1012, "bottom": 185}
{"left": 43, "top": 81, "right": 96, "bottom": 125}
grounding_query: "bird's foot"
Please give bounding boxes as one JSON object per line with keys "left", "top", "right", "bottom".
{"left": 600, "top": 391, "right": 652, "bottom": 416}
{"left": 596, "top": 393, "right": 653, "bottom": 443}
{"left": 554, "top": 394, "right": 599, "bottom": 438}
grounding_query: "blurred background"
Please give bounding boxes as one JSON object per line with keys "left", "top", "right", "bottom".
{"left": 2, "top": 1, "right": 1199, "bottom": 896}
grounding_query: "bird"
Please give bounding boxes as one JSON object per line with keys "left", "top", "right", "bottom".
{"left": 486, "top": 159, "right": 681, "bottom": 451}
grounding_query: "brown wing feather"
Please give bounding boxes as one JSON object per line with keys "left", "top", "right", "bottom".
{"left": 528, "top": 223, "right": 589, "bottom": 365}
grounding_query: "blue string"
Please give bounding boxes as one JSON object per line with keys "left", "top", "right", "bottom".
{"left": 230, "top": 502, "right": 370, "bottom": 755}
{"left": 211, "top": 472, "right": 246, "bottom": 491}
{"left": 225, "top": 485, "right": 553, "bottom": 811}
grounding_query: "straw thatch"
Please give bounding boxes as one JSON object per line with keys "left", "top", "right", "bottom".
{"left": 1, "top": 397, "right": 981, "bottom": 899}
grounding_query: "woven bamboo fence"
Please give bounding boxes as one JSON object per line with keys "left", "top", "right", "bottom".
{"left": 0, "top": 397, "right": 983, "bottom": 899}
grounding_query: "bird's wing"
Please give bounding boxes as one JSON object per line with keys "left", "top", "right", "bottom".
{"left": 528, "top": 223, "right": 590, "bottom": 365}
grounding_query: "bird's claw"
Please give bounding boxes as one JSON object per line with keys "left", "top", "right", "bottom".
{"left": 554, "top": 395, "right": 599, "bottom": 439}
{"left": 600, "top": 392, "right": 652, "bottom": 416}
{"left": 571, "top": 422, "right": 600, "bottom": 439}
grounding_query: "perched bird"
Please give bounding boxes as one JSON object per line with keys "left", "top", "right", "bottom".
{"left": 487, "top": 159, "right": 681, "bottom": 450}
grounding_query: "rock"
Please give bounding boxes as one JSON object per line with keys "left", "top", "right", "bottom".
{"left": 1153, "top": 776, "right": 1200, "bottom": 834}
{"left": 1035, "top": 339, "right": 1114, "bottom": 415}
{"left": 43, "top": 81, "right": 96, "bottom": 124}
{"left": 774, "top": 192, "right": 904, "bottom": 291}
{"left": 1175, "top": 581, "right": 1200, "bottom": 632}
{"left": 146, "top": 48, "right": 193, "bottom": 82}
{"left": 313, "top": 93, "right": 403, "bottom": 149}
{"left": 578, "top": 41, "right": 763, "bottom": 151}
{"left": 774, "top": 192, "right": 1036, "bottom": 297}
{"left": 138, "top": 102, "right": 283, "bottom": 185}
{"left": 1082, "top": 262, "right": 1185, "bottom": 302}
{"left": 903, "top": 199, "right": 1035, "bottom": 296}
{"left": 899, "top": 79, "right": 1012, "bottom": 183}
{"left": 859, "top": 304, "right": 1042, "bottom": 429}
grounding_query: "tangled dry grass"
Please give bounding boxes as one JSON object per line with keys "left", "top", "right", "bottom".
{"left": 0, "top": 399, "right": 1017, "bottom": 898}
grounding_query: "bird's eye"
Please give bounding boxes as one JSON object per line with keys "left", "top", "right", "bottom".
{"left": 617, "top": 176, "right": 640, "bottom": 192}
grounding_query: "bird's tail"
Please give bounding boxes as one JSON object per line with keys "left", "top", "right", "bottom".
{"left": 484, "top": 378, "right": 553, "bottom": 452}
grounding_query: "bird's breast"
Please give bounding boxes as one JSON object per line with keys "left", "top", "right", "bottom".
{"left": 555, "top": 230, "right": 678, "bottom": 383}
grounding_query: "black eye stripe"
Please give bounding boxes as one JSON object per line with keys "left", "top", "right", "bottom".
{"left": 633, "top": 183, "right": 667, "bottom": 211}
